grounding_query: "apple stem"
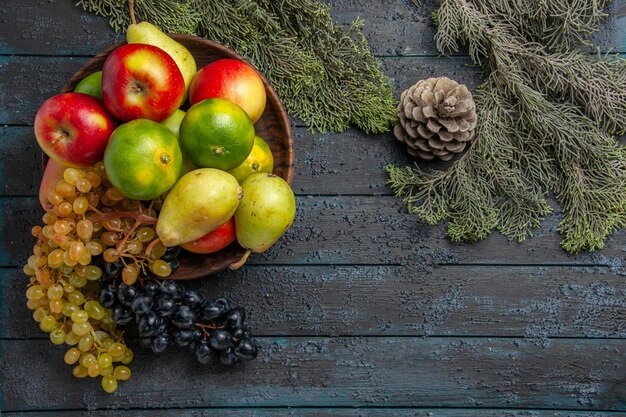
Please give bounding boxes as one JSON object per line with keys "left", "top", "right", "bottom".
{"left": 229, "top": 249, "right": 252, "bottom": 270}
{"left": 128, "top": 0, "right": 137, "bottom": 25}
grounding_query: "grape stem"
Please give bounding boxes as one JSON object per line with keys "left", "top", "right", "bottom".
{"left": 88, "top": 211, "right": 157, "bottom": 225}
{"left": 116, "top": 219, "right": 142, "bottom": 252}
{"left": 144, "top": 237, "right": 162, "bottom": 257}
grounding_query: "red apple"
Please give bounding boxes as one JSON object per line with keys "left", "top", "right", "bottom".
{"left": 180, "top": 217, "right": 236, "bottom": 254}
{"left": 102, "top": 43, "right": 185, "bottom": 122}
{"left": 34, "top": 92, "right": 116, "bottom": 168}
{"left": 189, "top": 59, "right": 266, "bottom": 123}
{"left": 39, "top": 158, "right": 67, "bottom": 211}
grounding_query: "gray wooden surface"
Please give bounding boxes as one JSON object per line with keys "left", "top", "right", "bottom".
{"left": 0, "top": 0, "right": 625, "bottom": 415}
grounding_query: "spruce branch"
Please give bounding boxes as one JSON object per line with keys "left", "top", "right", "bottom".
{"left": 388, "top": 0, "right": 626, "bottom": 253}
{"left": 75, "top": 0, "right": 396, "bottom": 134}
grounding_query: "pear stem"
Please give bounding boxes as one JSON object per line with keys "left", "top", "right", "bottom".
{"left": 229, "top": 249, "right": 252, "bottom": 270}
{"left": 128, "top": 0, "right": 137, "bottom": 25}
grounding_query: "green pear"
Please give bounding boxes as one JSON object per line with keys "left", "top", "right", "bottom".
{"left": 231, "top": 173, "right": 296, "bottom": 268}
{"left": 160, "top": 109, "right": 186, "bottom": 138}
{"left": 127, "top": 22, "right": 197, "bottom": 99}
{"left": 160, "top": 109, "right": 198, "bottom": 177}
{"left": 156, "top": 168, "right": 242, "bottom": 246}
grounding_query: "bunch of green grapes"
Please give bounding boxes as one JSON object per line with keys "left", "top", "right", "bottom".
{"left": 24, "top": 163, "right": 168, "bottom": 393}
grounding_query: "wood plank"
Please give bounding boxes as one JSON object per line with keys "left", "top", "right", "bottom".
{"left": 2, "top": 409, "right": 621, "bottom": 417}
{"left": 0, "top": 56, "right": 90, "bottom": 125}
{"left": 0, "top": 127, "right": 42, "bottom": 196}
{"left": 1, "top": 337, "right": 624, "bottom": 411}
{"left": 2, "top": 196, "right": 625, "bottom": 268}
{"left": 0, "top": 0, "right": 623, "bottom": 56}
{"left": 3, "top": 265, "right": 625, "bottom": 339}
{"left": 0, "top": 0, "right": 124, "bottom": 56}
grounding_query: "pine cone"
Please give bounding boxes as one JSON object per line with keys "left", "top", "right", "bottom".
{"left": 393, "top": 77, "right": 477, "bottom": 161}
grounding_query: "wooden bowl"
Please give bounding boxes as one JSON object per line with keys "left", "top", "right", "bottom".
{"left": 58, "top": 35, "right": 294, "bottom": 280}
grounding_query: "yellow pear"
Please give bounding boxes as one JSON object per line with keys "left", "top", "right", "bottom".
{"left": 156, "top": 169, "right": 242, "bottom": 247}
{"left": 127, "top": 22, "right": 197, "bottom": 100}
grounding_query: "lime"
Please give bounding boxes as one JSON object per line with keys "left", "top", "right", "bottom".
{"left": 180, "top": 98, "right": 255, "bottom": 170}
{"left": 227, "top": 136, "right": 274, "bottom": 183}
{"left": 103, "top": 119, "right": 182, "bottom": 200}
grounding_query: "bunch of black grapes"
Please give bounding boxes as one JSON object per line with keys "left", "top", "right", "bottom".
{"left": 97, "top": 248, "right": 259, "bottom": 365}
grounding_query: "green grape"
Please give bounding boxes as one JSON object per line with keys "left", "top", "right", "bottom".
{"left": 108, "top": 342, "right": 126, "bottom": 359}
{"left": 78, "top": 335, "right": 94, "bottom": 352}
{"left": 101, "top": 310, "right": 115, "bottom": 326}
{"left": 136, "top": 227, "right": 155, "bottom": 242}
{"left": 79, "top": 353, "right": 96, "bottom": 368}
{"left": 100, "top": 366, "right": 114, "bottom": 376}
{"left": 121, "top": 348, "right": 133, "bottom": 365}
{"left": 150, "top": 259, "right": 172, "bottom": 277}
{"left": 47, "top": 284, "right": 63, "bottom": 300}
{"left": 101, "top": 376, "right": 118, "bottom": 393}
{"left": 65, "top": 331, "right": 80, "bottom": 346}
{"left": 59, "top": 263, "right": 74, "bottom": 275}
{"left": 68, "top": 274, "right": 87, "bottom": 288}
{"left": 98, "top": 353, "right": 113, "bottom": 368}
{"left": 64, "top": 348, "right": 81, "bottom": 365}
{"left": 71, "top": 310, "right": 89, "bottom": 323}
{"left": 84, "top": 300, "right": 105, "bottom": 320}
{"left": 26, "top": 299, "right": 39, "bottom": 310}
{"left": 88, "top": 363, "right": 101, "bottom": 378}
{"left": 102, "top": 339, "right": 114, "bottom": 349}
{"left": 113, "top": 366, "right": 131, "bottom": 381}
{"left": 73, "top": 264, "right": 87, "bottom": 277}
{"left": 23, "top": 264, "right": 36, "bottom": 276}
{"left": 78, "top": 251, "right": 92, "bottom": 266}
{"left": 39, "top": 315, "right": 57, "bottom": 332}
{"left": 72, "top": 365, "right": 88, "bottom": 379}
{"left": 33, "top": 307, "right": 48, "bottom": 322}
{"left": 85, "top": 240, "right": 104, "bottom": 256}
{"left": 85, "top": 265, "right": 103, "bottom": 281}
{"left": 26, "top": 285, "right": 45, "bottom": 301}
{"left": 50, "top": 328, "right": 66, "bottom": 345}
{"left": 49, "top": 299, "right": 64, "bottom": 314}
{"left": 67, "top": 290, "right": 85, "bottom": 305}
{"left": 94, "top": 331, "right": 109, "bottom": 342}
{"left": 62, "top": 303, "right": 79, "bottom": 317}
{"left": 63, "top": 250, "right": 78, "bottom": 267}
{"left": 72, "top": 321, "right": 91, "bottom": 337}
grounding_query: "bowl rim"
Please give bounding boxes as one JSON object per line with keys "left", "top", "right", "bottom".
{"left": 50, "top": 34, "right": 295, "bottom": 280}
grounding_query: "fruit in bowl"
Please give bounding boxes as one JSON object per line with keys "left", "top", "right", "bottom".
{"left": 48, "top": 32, "right": 294, "bottom": 280}
{"left": 190, "top": 58, "right": 267, "bottom": 123}
{"left": 34, "top": 92, "right": 116, "bottom": 168}
{"left": 101, "top": 43, "right": 185, "bottom": 122}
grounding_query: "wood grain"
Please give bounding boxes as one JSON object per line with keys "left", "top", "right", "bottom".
{"left": 1, "top": 337, "right": 624, "bottom": 411}
{"left": 3, "top": 265, "right": 625, "bottom": 339}
{"left": 1, "top": 0, "right": 625, "bottom": 414}
{"left": 2, "top": 410, "right": 621, "bottom": 417}
{"left": 3, "top": 196, "right": 625, "bottom": 268}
